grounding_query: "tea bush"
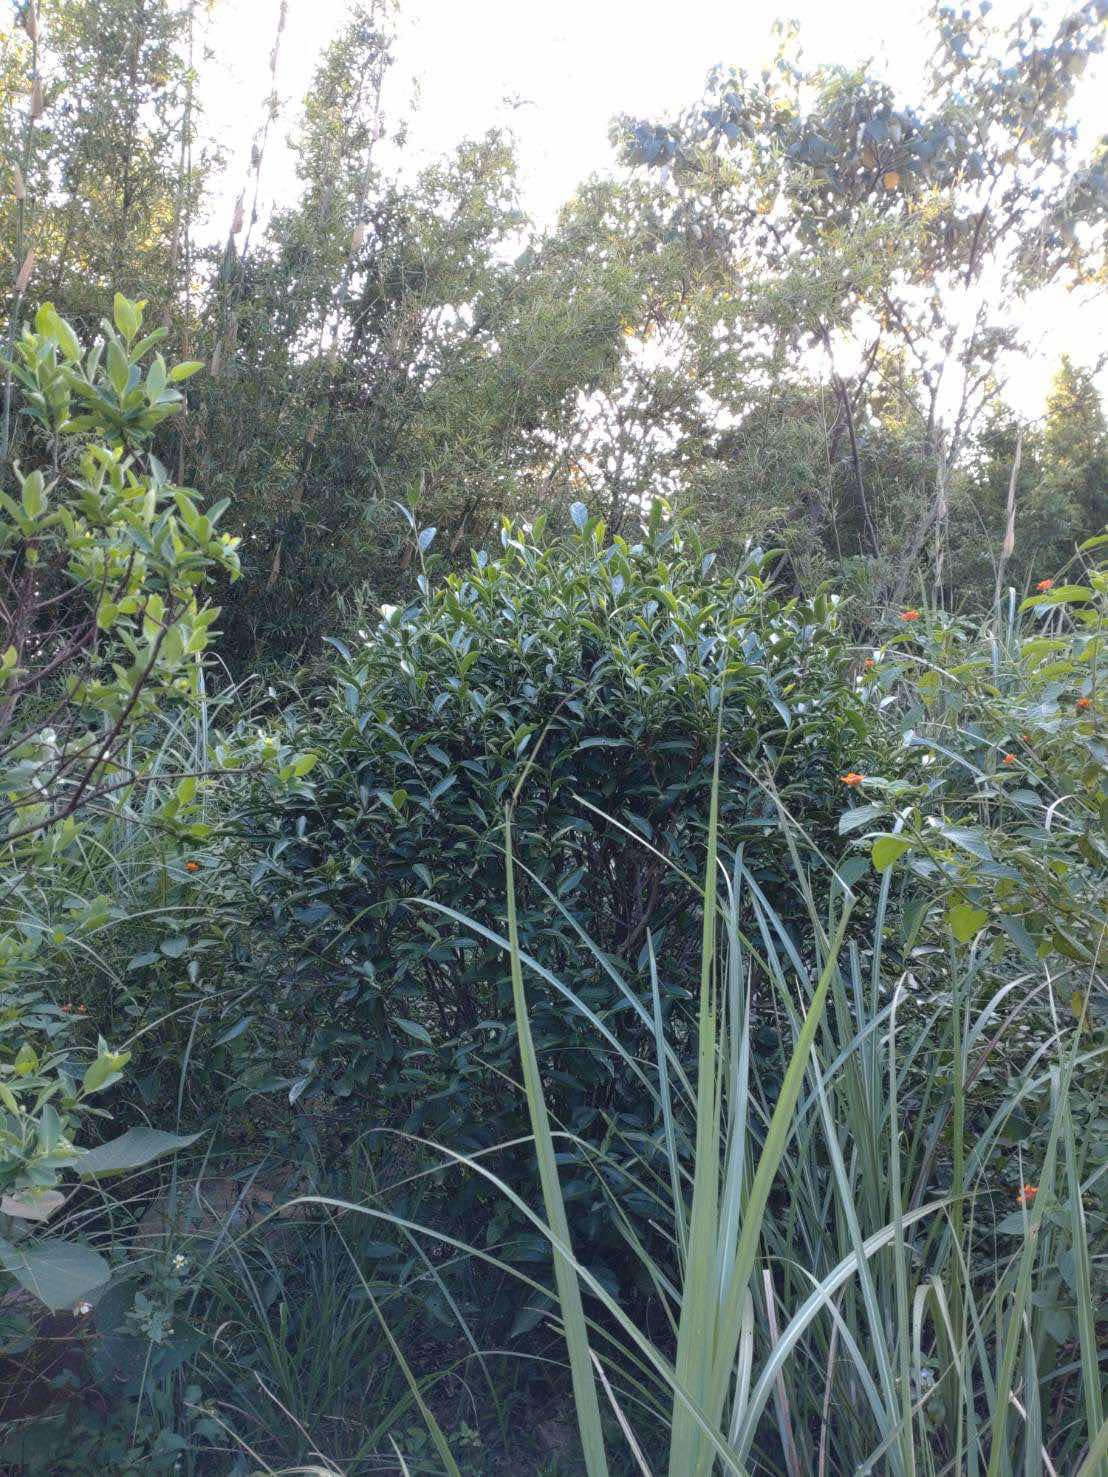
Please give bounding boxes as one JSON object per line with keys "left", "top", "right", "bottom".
{"left": 410, "top": 548, "right": 1107, "bottom": 1477}
{"left": 245, "top": 508, "right": 893, "bottom": 1264}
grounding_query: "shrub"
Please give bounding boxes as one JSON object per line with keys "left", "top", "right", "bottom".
{"left": 848, "top": 545, "right": 1107, "bottom": 977}
{"left": 253, "top": 507, "right": 889, "bottom": 1158}
{"left": 461, "top": 761, "right": 1106, "bottom": 1476}
{"left": 0, "top": 295, "right": 239, "bottom": 1316}
{"left": 0, "top": 295, "right": 238, "bottom": 856}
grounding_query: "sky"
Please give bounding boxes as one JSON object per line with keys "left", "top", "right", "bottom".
{"left": 203, "top": 0, "right": 934, "bottom": 229}
{"left": 199, "top": 0, "right": 1107, "bottom": 412}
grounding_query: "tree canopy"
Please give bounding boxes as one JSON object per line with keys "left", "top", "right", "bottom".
{"left": 3, "top": 0, "right": 1106, "bottom": 655}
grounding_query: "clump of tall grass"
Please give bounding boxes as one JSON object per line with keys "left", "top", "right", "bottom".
{"left": 410, "top": 763, "right": 1107, "bottom": 1474}
{"left": 231, "top": 735, "right": 1105, "bottom": 1473}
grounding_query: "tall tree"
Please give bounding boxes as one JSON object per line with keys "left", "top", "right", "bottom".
{"left": 947, "top": 357, "right": 1107, "bottom": 599}
{"left": 1040, "top": 354, "right": 1108, "bottom": 539}
{"left": 2, "top": 0, "right": 204, "bottom": 471}
{"left": 621, "top": 2, "right": 1108, "bottom": 601}
{"left": 2, "top": 0, "right": 202, "bottom": 329}
{"left": 189, "top": 5, "right": 630, "bottom": 660}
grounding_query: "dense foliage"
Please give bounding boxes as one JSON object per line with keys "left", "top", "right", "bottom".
{"left": 3, "top": 0, "right": 1106, "bottom": 654}
{"left": 0, "top": 0, "right": 1105, "bottom": 1471}
{"left": 225, "top": 512, "right": 889, "bottom": 1300}
{"left": 0, "top": 296, "right": 242, "bottom": 1373}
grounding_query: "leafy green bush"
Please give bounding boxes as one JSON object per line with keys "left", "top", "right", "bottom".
{"left": 830, "top": 557, "right": 1108, "bottom": 1433}
{"left": 392, "top": 690, "right": 1106, "bottom": 1475}
{"left": 250, "top": 508, "right": 889, "bottom": 1216}
{"left": 0, "top": 295, "right": 238, "bottom": 854}
{"left": 0, "top": 297, "right": 241, "bottom": 1316}
{"left": 848, "top": 547, "right": 1107, "bottom": 978}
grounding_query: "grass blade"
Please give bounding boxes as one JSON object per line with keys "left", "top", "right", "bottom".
{"left": 503, "top": 805, "right": 610, "bottom": 1477}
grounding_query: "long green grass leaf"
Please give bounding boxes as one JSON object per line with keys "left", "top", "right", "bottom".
{"left": 503, "top": 805, "right": 610, "bottom": 1477}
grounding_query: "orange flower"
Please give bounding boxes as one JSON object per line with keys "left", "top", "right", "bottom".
{"left": 864, "top": 657, "right": 875, "bottom": 669}
{"left": 841, "top": 772, "right": 865, "bottom": 787}
{"left": 1003, "top": 753, "right": 1016, "bottom": 765}
{"left": 1035, "top": 578, "right": 1054, "bottom": 593}
{"left": 1017, "top": 1184, "right": 1037, "bottom": 1207}
{"left": 78, "top": 1004, "right": 87, "bottom": 1013}
{"left": 1020, "top": 733, "right": 1032, "bottom": 742}
{"left": 1076, "top": 696, "right": 1092, "bottom": 711}
{"left": 900, "top": 609, "right": 920, "bottom": 622}
{"left": 185, "top": 860, "right": 200, "bottom": 873}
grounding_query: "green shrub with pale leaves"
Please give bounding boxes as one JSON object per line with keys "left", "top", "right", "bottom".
{"left": 0, "top": 295, "right": 239, "bottom": 1317}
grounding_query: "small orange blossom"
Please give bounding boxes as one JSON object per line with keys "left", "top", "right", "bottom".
{"left": 185, "top": 860, "right": 199, "bottom": 873}
{"left": 1017, "top": 1184, "right": 1037, "bottom": 1207}
{"left": 842, "top": 772, "right": 865, "bottom": 787}
{"left": 1003, "top": 753, "right": 1016, "bottom": 765}
{"left": 1035, "top": 578, "right": 1054, "bottom": 593}
{"left": 900, "top": 609, "right": 920, "bottom": 622}
{"left": 1076, "top": 696, "right": 1092, "bottom": 711}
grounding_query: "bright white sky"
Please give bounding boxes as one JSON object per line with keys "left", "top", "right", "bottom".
{"left": 200, "top": 0, "right": 1106, "bottom": 413}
